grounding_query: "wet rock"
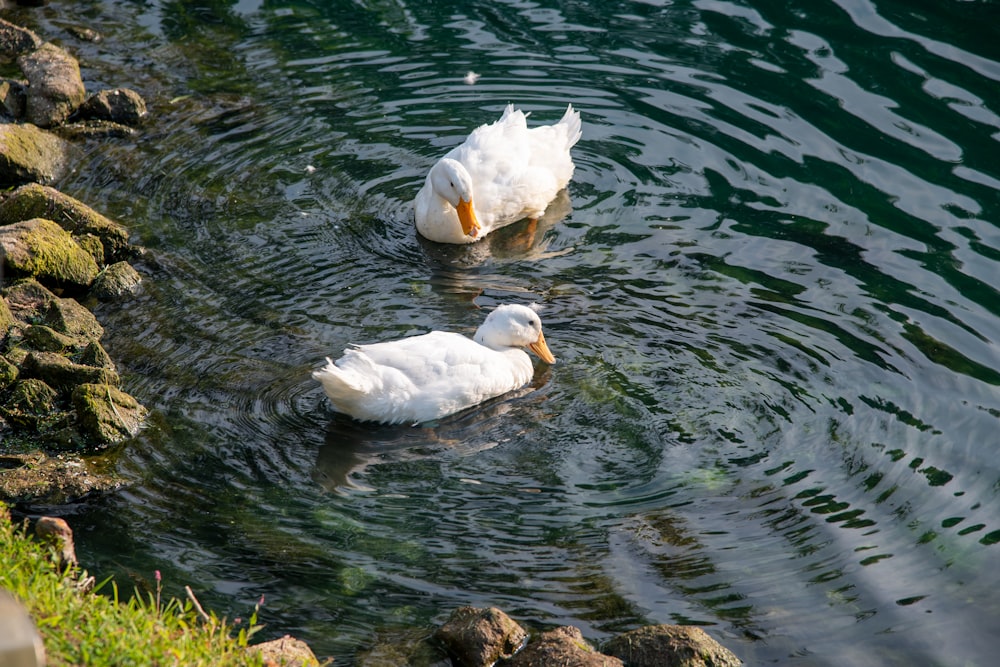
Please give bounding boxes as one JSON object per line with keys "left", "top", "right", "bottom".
{"left": 72, "top": 382, "right": 146, "bottom": 445}
{"left": 23, "top": 324, "right": 83, "bottom": 353}
{"left": 78, "top": 340, "right": 116, "bottom": 372}
{"left": 0, "top": 184, "right": 132, "bottom": 263}
{"left": 435, "top": 606, "right": 527, "bottom": 667}
{"left": 54, "top": 119, "right": 137, "bottom": 141}
{"left": 0, "top": 451, "right": 123, "bottom": 505}
{"left": 506, "top": 626, "right": 623, "bottom": 667}
{"left": 17, "top": 42, "right": 86, "bottom": 127}
{"left": 90, "top": 261, "right": 142, "bottom": 300}
{"left": 0, "top": 122, "right": 77, "bottom": 185}
{"left": 0, "top": 18, "right": 42, "bottom": 63}
{"left": 0, "top": 217, "right": 100, "bottom": 289}
{"left": 602, "top": 626, "right": 742, "bottom": 667}
{"left": 3, "top": 278, "right": 105, "bottom": 340}
{"left": 246, "top": 635, "right": 320, "bottom": 667}
{"left": 23, "top": 350, "right": 119, "bottom": 393}
{"left": 0, "top": 378, "right": 58, "bottom": 429}
{"left": 0, "top": 356, "right": 18, "bottom": 390}
{"left": 66, "top": 25, "right": 101, "bottom": 43}
{"left": 35, "top": 515, "right": 77, "bottom": 568}
{"left": 0, "top": 79, "right": 27, "bottom": 119}
{"left": 77, "top": 88, "right": 146, "bottom": 126}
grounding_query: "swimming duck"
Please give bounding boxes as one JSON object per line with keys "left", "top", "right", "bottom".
{"left": 313, "top": 304, "right": 556, "bottom": 425}
{"left": 414, "top": 104, "right": 582, "bottom": 244}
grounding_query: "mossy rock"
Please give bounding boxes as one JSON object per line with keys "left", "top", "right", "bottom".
{"left": 0, "top": 217, "right": 100, "bottom": 289}
{"left": 44, "top": 296, "right": 104, "bottom": 340}
{"left": 0, "top": 355, "right": 19, "bottom": 391}
{"left": 90, "top": 261, "right": 141, "bottom": 300}
{"left": 0, "top": 122, "right": 77, "bottom": 185}
{"left": 0, "top": 296, "right": 13, "bottom": 333}
{"left": 72, "top": 383, "right": 147, "bottom": 446}
{"left": 0, "top": 452, "right": 123, "bottom": 504}
{"left": 0, "top": 184, "right": 131, "bottom": 264}
{"left": 78, "top": 340, "right": 115, "bottom": 371}
{"left": 21, "top": 350, "right": 119, "bottom": 393}
{"left": 23, "top": 324, "right": 84, "bottom": 353}
{"left": 0, "top": 378, "right": 58, "bottom": 429}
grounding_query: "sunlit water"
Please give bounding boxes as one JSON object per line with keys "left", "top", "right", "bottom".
{"left": 12, "top": 0, "right": 1000, "bottom": 664}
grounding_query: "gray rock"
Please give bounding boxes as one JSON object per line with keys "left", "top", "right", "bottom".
{"left": 17, "top": 42, "right": 86, "bottom": 127}
{"left": 0, "top": 217, "right": 100, "bottom": 289}
{"left": 77, "top": 88, "right": 146, "bottom": 125}
{"left": 3, "top": 278, "right": 104, "bottom": 340}
{"left": 602, "top": 625, "right": 742, "bottom": 667}
{"left": 0, "top": 122, "right": 77, "bottom": 184}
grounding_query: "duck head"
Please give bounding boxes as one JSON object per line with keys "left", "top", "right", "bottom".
{"left": 430, "top": 158, "right": 482, "bottom": 238}
{"left": 475, "top": 304, "right": 556, "bottom": 364}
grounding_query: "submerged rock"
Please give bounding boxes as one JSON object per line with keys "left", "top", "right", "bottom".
{"left": 0, "top": 183, "right": 132, "bottom": 264}
{"left": 435, "top": 606, "right": 527, "bottom": 667}
{"left": 0, "top": 217, "right": 100, "bottom": 289}
{"left": 17, "top": 42, "right": 86, "bottom": 127}
{"left": 0, "top": 122, "right": 77, "bottom": 185}
{"left": 602, "top": 625, "right": 742, "bottom": 667}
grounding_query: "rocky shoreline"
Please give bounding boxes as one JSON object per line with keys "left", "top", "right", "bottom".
{"left": 0, "top": 8, "right": 743, "bottom": 666}
{"left": 0, "top": 13, "right": 147, "bottom": 506}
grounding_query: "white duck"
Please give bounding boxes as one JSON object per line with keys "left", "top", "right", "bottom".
{"left": 313, "top": 304, "right": 556, "bottom": 425}
{"left": 414, "top": 104, "right": 582, "bottom": 244}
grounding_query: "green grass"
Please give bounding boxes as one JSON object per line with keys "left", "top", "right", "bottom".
{"left": 0, "top": 502, "right": 266, "bottom": 667}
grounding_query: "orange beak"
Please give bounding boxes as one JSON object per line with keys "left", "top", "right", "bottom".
{"left": 528, "top": 331, "right": 556, "bottom": 364}
{"left": 455, "top": 197, "right": 481, "bottom": 238}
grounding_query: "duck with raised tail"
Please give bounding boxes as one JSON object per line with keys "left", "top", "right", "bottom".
{"left": 313, "top": 304, "right": 556, "bottom": 425}
{"left": 414, "top": 104, "right": 582, "bottom": 244}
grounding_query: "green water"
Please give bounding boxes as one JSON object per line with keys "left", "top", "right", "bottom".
{"left": 10, "top": 0, "right": 1000, "bottom": 664}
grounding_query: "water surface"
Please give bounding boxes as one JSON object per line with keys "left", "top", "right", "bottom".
{"left": 15, "top": 0, "right": 1000, "bottom": 664}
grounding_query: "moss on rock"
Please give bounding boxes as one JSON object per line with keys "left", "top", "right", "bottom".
{"left": 0, "top": 378, "right": 58, "bottom": 429}
{"left": 72, "top": 383, "right": 146, "bottom": 445}
{"left": 0, "top": 184, "right": 131, "bottom": 263}
{"left": 0, "top": 217, "right": 100, "bottom": 289}
{"left": 22, "top": 350, "right": 119, "bottom": 393}
{"left": 0, "top": 122, "right": 77, "bottom": 185}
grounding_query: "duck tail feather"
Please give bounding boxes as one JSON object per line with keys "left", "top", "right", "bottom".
{"left": 560, "top": 104, "right": 583, "bottom": 148}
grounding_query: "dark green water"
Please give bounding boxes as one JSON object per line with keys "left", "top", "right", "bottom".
{"left": 12, "top": 0, "right": 1000, "bottom": 664}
